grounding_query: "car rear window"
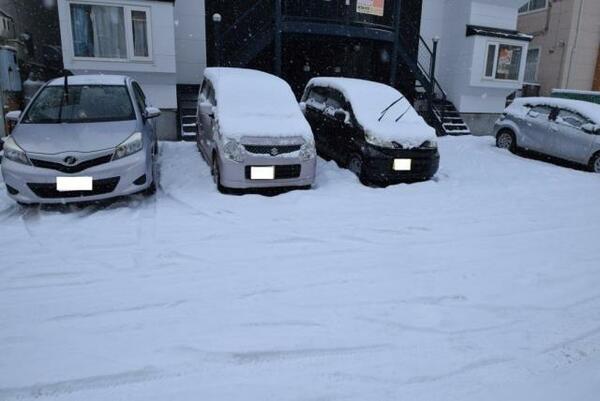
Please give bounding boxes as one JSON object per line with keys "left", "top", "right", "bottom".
{"left": 22, "top": 85, "right": 135, "bottom": 124}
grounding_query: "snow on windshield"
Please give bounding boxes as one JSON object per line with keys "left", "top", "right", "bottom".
{"left": 306, "top": 77, "right": 436, "bottom": 148}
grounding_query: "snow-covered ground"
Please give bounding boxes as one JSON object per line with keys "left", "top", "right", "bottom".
{"left": 1, "top": 136, "right": 599, "bottom": 401}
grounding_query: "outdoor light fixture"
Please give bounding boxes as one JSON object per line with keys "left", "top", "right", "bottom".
{"left": 212, "top": 13, "right": 222, "bottom": 23}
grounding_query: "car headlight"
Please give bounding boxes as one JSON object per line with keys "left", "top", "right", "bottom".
{"left": 223, "top": 138, "right": 244, "bottom": 162}
{"left": 113, "top": 132, "right": 143, "bottom": 160}
{"left": 2, "top": 136, "right": 31, "bottom": 165}
{"left": 365, "top": 132, "right": 395, "bottom": 149}
{"left": 299, "top": 139, "right": 316, "bottom": 161}
{"left": 420, "top": 140, "right": 438, "bottom": 149}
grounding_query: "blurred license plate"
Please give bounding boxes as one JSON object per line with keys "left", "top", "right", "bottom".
{"left": 250, "top": 166, "right": 275, "bottom": 180}
{"left": 393, "top": 159, "right": 412, "bottom": 171}
{"left": 56, "top": 177, "right": 93, "bottom": 192}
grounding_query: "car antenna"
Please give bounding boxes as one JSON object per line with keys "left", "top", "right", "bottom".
{"left": 378, "top": 96, "right": 404, "bottom": 122}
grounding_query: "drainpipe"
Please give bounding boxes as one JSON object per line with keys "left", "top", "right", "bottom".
{"left": 389, "top": 0, "right": 402, "bottom": 87}
{"left": 212, "top": 13, "right": 222, "bottom": 67}
{"left": 274, "top": 0, "right": 282, "bottom": 76}
{"left": 565, "top": 0, "right": 585, "bottom": 88}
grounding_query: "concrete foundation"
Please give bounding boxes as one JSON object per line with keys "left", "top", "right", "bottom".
{"left": 155, "top": 110, "right": 179, "bottom": 141}
{"left": 460, "top": 113, "right": 501, "bottom": 136}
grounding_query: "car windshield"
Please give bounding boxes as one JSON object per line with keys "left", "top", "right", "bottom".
{"left": 22, "top": 85, "right": 135, "bottom": 124}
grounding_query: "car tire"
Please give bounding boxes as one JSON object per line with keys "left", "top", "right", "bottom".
{"left": 347, "top": 154, "right": 369, "bottom": 185}
{"left": 496, "top": 130, "right": 517, "bottom": 152}
{"left": 212, "top": 155, "right": 227, "bottom": 194}
{"left": 589, "top": 152, "right": 600, "bottom": 174}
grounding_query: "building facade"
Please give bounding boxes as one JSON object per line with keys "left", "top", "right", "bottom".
{"left": 517, "top": 0, "right": 600, "bottom": 96}
{"left": 53, "top": 0, "right": 530, "bottom": 138}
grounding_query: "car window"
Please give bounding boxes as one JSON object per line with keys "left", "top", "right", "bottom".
{"left": 556, "top": 109, "right": 588, "bottom": 129}
{"left": 199, "top": 79, "right": 209, "bottom": 102}
{"left": 323, "top": 89, "right": 350, "bottom": 120}
{"left": 305, "top": 86, "right": 328, "bottom": 111}
{"left": 22, "top": 85, "right": 135, "bottom": 124}
{"left": 527, "top": 105, "right": 552, "bottom": 120}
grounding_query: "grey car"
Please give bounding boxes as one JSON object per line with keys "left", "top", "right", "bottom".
{"left": 1, "top": 75, "right": 160, "bottom": 205}
{"left": 494, "top": 97, "right": 600, "bottom": 172}
{"left": 196, "top": 68, "right": 316, "bottom": 193}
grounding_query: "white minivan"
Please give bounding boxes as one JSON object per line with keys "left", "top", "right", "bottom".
{"left": 196, "top": 68, "right": 316, "bottom": 193}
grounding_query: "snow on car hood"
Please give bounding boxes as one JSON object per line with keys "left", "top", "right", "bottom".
{"left": 205, "top": 68, "right": 313, "bottom": 141}
{"left": 12, "top": 120, "right": 137, "bottom": 155}
{"left": 306, "top": 77, "right": 436, "bottom": 148}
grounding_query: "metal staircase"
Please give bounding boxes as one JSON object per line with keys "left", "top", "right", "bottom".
{"left": 176, "top": 85, "right": 199, "bottom": 141}
{"left": 215, "top": 0, "right": 470, "bottom": 136}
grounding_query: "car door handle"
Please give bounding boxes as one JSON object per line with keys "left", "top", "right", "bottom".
{"left": 550, "top": 126, "right": 559, "bottom": 132}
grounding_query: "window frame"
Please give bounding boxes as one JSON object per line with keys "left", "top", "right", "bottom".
{"left": 524, "top": 47, "right": 541, "bottom": 84}
{"left": 483, "top": 41, "right": 524, "bottom": 82}
{"left": 518, "top": 0, "right": 548, "bottom": 15}
{"left": 68, "top": 0, "right": 153, "bottom": 63}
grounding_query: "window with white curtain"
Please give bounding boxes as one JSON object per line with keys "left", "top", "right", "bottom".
{"left": 70, "top": 2, "right": 151, "bottom": 60}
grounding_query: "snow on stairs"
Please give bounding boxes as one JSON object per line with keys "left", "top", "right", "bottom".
{"left": 177, "top": 85, "right": 199, "bottom": 141}
{"left": 432, "top": 100, "right": 471, "bottom": 136}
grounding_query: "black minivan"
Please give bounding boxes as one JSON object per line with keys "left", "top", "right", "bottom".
{"left": 300, "top": 77, "right": 440, "bottom": 186}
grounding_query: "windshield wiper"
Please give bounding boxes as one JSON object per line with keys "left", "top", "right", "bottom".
{"left": 394, "top": 106, "right": 412, "bottom": 122}
{"left": 378, "top": 96, "right": 404, "bottom": 122}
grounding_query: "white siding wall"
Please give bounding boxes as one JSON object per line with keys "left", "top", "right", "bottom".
{"left": 420, "top": 0, "right": 528, "bottom": 114}
{"left": 57, "top": 0, "right": 177, "bottom": 109}
{"left": 174, "top": 0, "right": 207, "bottom": 84}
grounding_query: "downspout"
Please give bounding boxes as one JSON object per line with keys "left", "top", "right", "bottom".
{"left": 565, "top": 0, "right": 585, "bottom": 88}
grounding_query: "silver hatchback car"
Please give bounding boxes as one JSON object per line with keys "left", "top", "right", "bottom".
{"left": 196, "top": 68, "right": 316, "bottom": 193}
{"left": 1, "top": 75, "right": 160, "bottom": 205}
{"left": 494, "top": 97, "right": 600, "bottom": 172}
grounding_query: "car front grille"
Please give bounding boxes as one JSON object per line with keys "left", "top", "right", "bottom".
{"left": 30, "top": 154, "right": 113, "bottom": 174}
{"left": 245, "top": 165, "right": 301, "bottom": 180}
{"left": 27, "top": 177, "right": 120, "bottom": 199}
{"left": 243, "top": 144, "right": 301, "bottom": 155}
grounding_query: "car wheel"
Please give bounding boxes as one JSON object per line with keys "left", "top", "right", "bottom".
{"left": 496, "top": 130, "right": 516, "bottom": 152}
{"left": 212, "top": 155, "right": 227, "bottom": 193}
{"left": 348, "top": 154, "right": 368, "bottom": 185}
{"left": 589, "top": 152, "right": 600, "bottom": 173}
{"left": 144, "top": 162, "right": 158, "bottom": 196}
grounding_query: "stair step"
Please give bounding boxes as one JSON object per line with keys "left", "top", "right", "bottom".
{"left": 443, "top": 123, "right": 468, "bottom": 127}
{"left": 181, "top": 108, "right": 196, "bottom": 116}
{"left": 181, "top": 116, "right": 196, "bottom": 125}
{"left": 179, "top": 101, "right": 197, "bottom": 109}
{"left": 182, "top": 125, "right": 197, "bottom": 133}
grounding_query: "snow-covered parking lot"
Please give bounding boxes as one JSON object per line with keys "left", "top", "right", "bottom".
{"left": 1, "top": 136, "right": 600, "bottom": 401}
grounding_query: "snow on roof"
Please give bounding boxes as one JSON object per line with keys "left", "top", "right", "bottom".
{"left": 306, "top": 77, "right": 436, "bottom": 148}
{"left": 510, "top": 97, "right": 600, "bottom": 123}
{"left": 48, "top": 75, "right": 128, "bottom": 86}
{"left": 203, "top": 68, "right": 312, "bottom": 140}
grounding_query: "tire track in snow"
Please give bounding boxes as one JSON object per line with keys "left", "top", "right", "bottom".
{"left": 0, "top": 367, "right": 167, "bottom": 400}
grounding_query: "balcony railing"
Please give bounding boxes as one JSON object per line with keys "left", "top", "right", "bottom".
{"left": 282, "top": 0, "right": 396, "bottom": 29}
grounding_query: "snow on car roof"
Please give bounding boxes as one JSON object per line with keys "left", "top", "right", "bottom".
{"left": 510, "top": 97, "right": 600, "bottom": 123}
{"left": 306, "top": 77, "right": 436, "bottom": 148}
{"left": 47, "top": 75, "right": 128, "bottom": 86}
{"left": 203, "top": 67, "right": 312, "bottom": 140}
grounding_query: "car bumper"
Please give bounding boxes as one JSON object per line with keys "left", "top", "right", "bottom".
{"left": 363, "top": 148, "right": 440, "bottom": 184}
{"left": 1, "top": 151, "right": 153, "bottom": 204}
{"left": 219, "top": 154, "right": 316, "bottom": 189}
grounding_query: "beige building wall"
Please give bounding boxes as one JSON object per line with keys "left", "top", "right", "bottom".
{"left": 518, "top": 0, "right": 600, "bottom": 96}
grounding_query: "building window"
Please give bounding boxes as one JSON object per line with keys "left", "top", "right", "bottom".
{"left": 484, "top": 43, "right": 523, "bottom": 81}
{"left": 519, "top": 0, "right": 547, "bottom": 14}
{"left": 524, "top": 48, "right": 540, "bottom": 83}
{"left": 69, "top": 2, "right": 151, "bottom": 60}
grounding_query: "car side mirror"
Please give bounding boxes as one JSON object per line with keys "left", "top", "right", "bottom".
{"left": 528, "top": 111, "right": 539, "bottom": 118}
{"left": 334, "top": 110, "right": 348, "bottom": 123}
{"left": 199, "top": 102, "right": 215, "bottom": 117}
{"left": 144, "top": 106, "right": 161, "bottom": 119}
{"left": 5, "top": 110, "right": 21, "bottom": 122}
